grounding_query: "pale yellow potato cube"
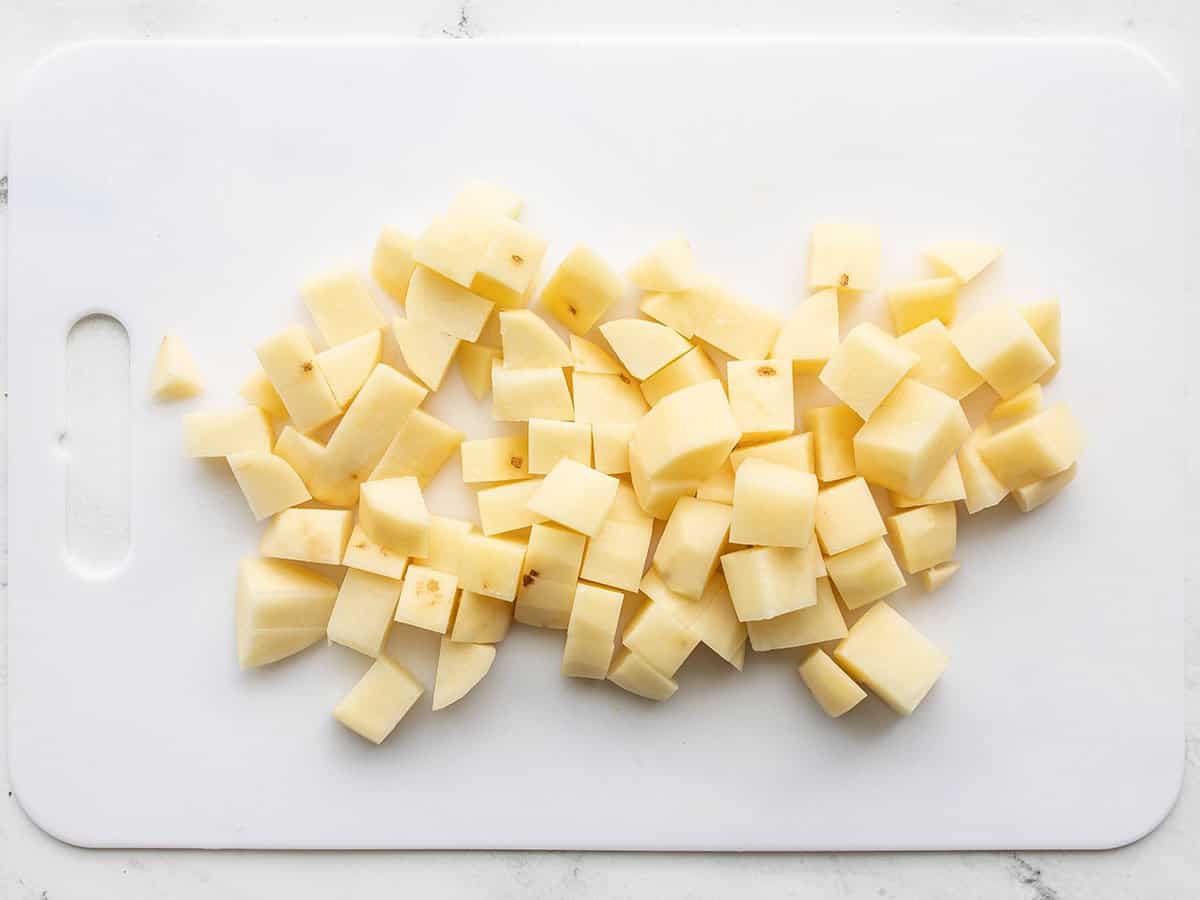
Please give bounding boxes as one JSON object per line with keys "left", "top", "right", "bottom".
{"left": 819, "top": 323, "right": 918, "bottom": 419}
{"left": 916, "top": 560, "right": 960, "bottom": 592}
{"left": 896, "top": 319, "right": 984, "bottom": 400}
{"left": 492, "top": 364, "right": 574, "bottom": 422}
{"left": 562, "top": 582, "right": 624, "bottom": 678}
{"left": 369, "top": 410, "right": 463, "bottom": 487}
{"left": 528, "top": 419, "right": 592, "bottom": 474}
{"left": 727, "top": 359, "right": 794, "bottom": 443}
{"left": 729, "top": 433, "right": 814, "bottom": 474}
{"left": 184, "top": 406, "right": 272, "bottom": 457}
{"left": 653, "top": 497, "right": 732, "bottom": 600}
{"left": 592, "top": 422, "right": 636, "bottom": 475}
{"left": 977, "top": 404, "right": 1083, "bottom": 489}
{"left": 1022, "top": 299, "right": 1061, "bottom": 382}
{"left": 302, "top": 270, "right": 386, "bottom": 347}
{"left": 695, "top": 461, "right": 735, "bottom": 504}
{"left": 629, "top": 444, "right": 700, "bottom": 519}
{"left": 431, "top": 637, "right": 496, "bottom": 710}
{"left": 692, "top": 574, "right": 748, "bottom": 669}
{"left": 721, "top": 545, "right": 818, "bottom": 622}
{"left": 580, "top": 484, "right": 654, "bottom": 591}
{"left": 527, "top": 459, "right": 619, "bottom": 536}
{"left": 240, "top": 369, "right": 288, "bottom": 419}
{"left": 771, "top": 288, "right": 839, "bottom": 374}
{"left": 950, "top": 305, "right": 1053, "bottom": 399}
{"left": 639, "top": 568, "right": 704, "bottom": 623}
{"left": 886, "top": 277, "right": 958, "bottom": 334}
{"left": 631, "top": 379, "right": 740, "bottom": 482}
{"left": 803, "top": 405, "right": 862, "bottom": 483}
{"left": 236, "top": 557, "right": 337, "bottom": 668}
{"left": 514, "top": 523, "right": 587, "bottom": 629}
{"left": 260, "top": 508, "right": 354, "bottom": 565}
{"left": 450, "top": 590, "right": 513, "bottom": 644}
{"left": 540, "top": 245, "right": 623, "bottom": 335}
{"left": 824, "top": 536, "right": 905, "bottom": 610}
{"left": 797, "top": 648, "right": 867, "bottom": 718}
{"left": 476, "top": 478, "right": 548, "bottom": 535}
{"left": 359, "top": 476, "right": 430, "bottom": 557}
{"left": 599, "top": 318, "right": 691, "bottom": 380}
{"left": 989, "top": 383, "right": 1043, "bottom": 430}
{"left": 448, "top": 181, "right": 522, "bottom": 220}
{"left": 393, "top": 316, "right": 459, "bottom": 390}
{"left": 458, "top": 533, "right": 527, "bottom": 602}
{"left": 808, "top": 222, "right": 881, "bottom": 291}
{"left": 412, "top": 214, "right": 490, "bottom": 288}
{"left": 500, "top": 309, "right": 573, "bottom": 368}
{"left": 460, "top": 434, "right": 530, "bottom": 483}
{"left": 572, "top": 372, "right": 649, "bottom": 424}
{"left": 1013, "top": 462, "right": 1078, "bottom": 512}
{"left": 834, "top": 602, "right": 948, "bottom": 715}
{"left": 853, "top": 379, "right": 971, "bottom": 497}
{"left": 958, "top": 422, "right": 1010, "bottom": 514}
{"left": 413, "top": 515, "right": 473, "bottom": 574}
{"left": 814, "top": 476, "right": 885, "bottom": 555}
{"left": 394, "top": 565, "right": 459, "bottom": 633}
{"left": 256, "top": 325, "right": 341, "bottom": 432}
{"left": 923, "top": 240, "right": 1001, "bottom": 284}
{"left": 622, "top": 599, "right": 700, "bottom": 677}
{"left": 315, "top": 329, "right": 382, "bottom": 408}
{"left": 747, "top": 577, "right": 847, "bottom": 651}
{"left": 150, "top": 332, "right": 204, "bottom": 400}
{"left": 333, "top": 656, "right": 423, "bottom": 744}
{"left": 730, "top": 459, "right": 816, "bottom": 548}
{"left": 227, "top": 451, "right": 311, "bottom": 520}
{"left": 886, "top": 503, "right": 956, "bottom": 574}
{"left": 273, "top": 426, "right": 355, "bottom": 507}
{"left": 570, "top": 333, "right": 625, "bottom": 374}
{"left": 693, "top": 282, "right": 781, "bottom": 360}
{"left": 640, "top": 290, "right": 702, "bottom": 339}
{"left": 890, "top": 456, "right": 966, "bottom": 508}
{"left": 327, "top": 568, "right": 402, "bottom": 657}
{"left": 607, "top": 648, "right": 678, "bottom": 701}
{"left": 472, "top": 218, "right": 548, "bottom": 308}
{"left": 627, "top": 237, "right": 700, "bottom": 292}
{"left": 370, "top": 226, "right": 416, "bottom": 303}
{"left": 342, "top": 523, "right": 410, "bottom": 581}
{"left": 406, "top": 265, "right": 494, "bottom": 342}
{"left": 639, "top": 346, "right": 721, "bottom": 406}
{"left": 457, "top": 342, "right": 501, "bottom": 400}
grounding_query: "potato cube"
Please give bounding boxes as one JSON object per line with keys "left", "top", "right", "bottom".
{"left": 1013, "top": 462, "right": 1078, "bottom": 512}
{"left": 622, "top": 600, "right": 700, "bottom": 677}
{"left": 1021, "top": 299, "right": 1061, "bottom": 381}
{"left": 627, "top": 237, "right": 700, "bottom": 292}
{"left": 691, "top": 575, "right": 748, "bottom": 669}
{"left": 746, "top": 577, "right": 847, "bottom": 651}
{"left": 460, "top": 435, "right": 530, "bottom": 483}
{"left": 695, "top": 461, "right": 735, "bottom": 504}
{"left": 514, "top": 524, "right": 587, "bottom": 629}
{"left": 492, "top": 364, "right": 574, "bottom": 422}
{"left": 260, "top": 508, "right": 354, "bottom": 565}
{"left": 476, "top": 478, "right": 548, "bottom": 535}
{"left": 150, "top": 332, "right": 204, "bottom": 400}
{"left": 184, "top": 407, "right": 272, "bottom": 457}
{"left": 227, "top": 452, "right": 311, "bottom": 520}
{"left": 989, "top": 383, "right": 1043, "bottom": 430}
{"left": 333, "top": 656, "right": 423, "bottom": 744}
{"left": 592, "top": 423, "right": 636, "bottom": 475}
{"left": 803, "top": 405, "right": 861, "bottom": 483}
{"left": 412, "top": 214, "right": 489, "bottom": 288}
{"left": 730, "top": 459, "right": 817, "bottom": 548}
{"left": 950, "top": 305, "right": 1053, "bottom": 399}
{"left": 528, "top": 419, "right": 591, "bottom": 474}
{"left": 607, "top": 648, "right": 678, "bottom": 701}
{"left": 472, "top": 218, "right": 548, "bottom": 308}
{"left": 721, "top": 545, "right": 818, "bottom": 622}
{"left": 315, "top": 330, "right": 382, "bottom": 408}
{"left": 370, "top": 410, "right": 464, "bottom": 487}
{"left": 527, "top": 459, "right": 619, "bottom": 536}
{"left": 458, "top": 533, "right": 527, "bottom": 602}
{"left": 653, "top": 497, "right": 732, "bottom": 600}
{"left": 730, "top": 433, "right": 814, "bottom": 474}
{"left": 449, "top": 590, "right": 513, "bottom": 644}
{"left": 579, "top": 484, "right": 654, "bottom": 591}
{"left": 394, "top": 565, "right": 459, "bottom": 633}
{"left": 727, "top": 360, "right": 794, "bottom": 442}
{"left": 808, "top": 223, "right": 881, "bottom": 291}
{"left": 448, "top": 181, "right": 522, "bottom": 220}
{"left": 301, "top": 270, "right": 386, "bottom": 347}
{"left": 890, "top": 456, "right": 966, "bottom": 508}
{"left": 240, "top": 369, "right": 287, "bottom": 419}
{"left": 570, "top": 333, "right": 625, "bottom": 374}
{"left": 413, "top": 516, "right": 473, "bottom": 574}
{"left": 327, "top": 568, "right": 402, "bottom": 657}
{"left": 256, "top": 326, "right": 341, "bottom": 432}
{"left": 629, "top": 444, "right": 700, "bottom": 519}
{"left": 819, "top": 323, "right": 918, "bottom": 419}
{"left": 771, "top": 288, "right": 839, "bottom": 373}
{"left": 886, "top": 277, "right": 958, "bottom": 334}
{"left": 342, "top": 523, "right": 410, "bottom": 581}
{"left": 923, "top": 240, "right": 1001, "bottom": 284}
{"left": 957, "top": 423, "right": 1010, "bottom": 514}
{"left": 562, "top": 582, "right": 624, "bottom": 678}
{"left": 370, "top": 227, "right": 416, "bottom": 303}
{"left": 572, "top": 372, "right": 650, "bottom": 424}
{"left": 814, "top": 477, "right": 885, "bottom": 555}
{"left": 359, "top": 477, "right": 430, "bottom": 557}
{"left": 886, "top": 503, "right": 956, "bottom": 574}
{"left": 236, "top": 557, "right": 338, "bottom": 668}
{"left": 640, "top": 289, "right": 703, "bottom": 339}
{"left": 406, "top": 265, "right": 494, "bottom": 342}
{"left": 916, "top": 560, "right": 960, "bottom": 592}
{"left": 834, "top": 602, "right": 949, "bottom": 715}
{"left": 977, "top": 404, "right": 1083, "bottom": 489}
{"left": 693, "top": 282, "right": 781, "bottom": 360}
{"left": 540, "top": 245, "right": 623, "bottom": 335}
{"left": 632, "top": 379, "right": 740, "bottom": 482}
{"left": 896, "top": 319, "right": 984, "bottom": 400}
{"left": 500, "top": 309, "right": 573, "bottom": 368}
{"left": 273, "top": 427, "right": 353, "bottom": 507}
{"left": 457, "top": 343, "right": 501, "bottom": 400}
{"left": 431, "top": 638, "right": 496, "bottom": 710}
{"left": 393, "top": 316, "right": 459, "bottom": 390}
{"left": 797, "top": 648, "right": 867, "bottom": 718}
{"left": 599, "top": 318, "right": 691, "bottom": 379}
{"left": 824, "top": 537, "right": 906, "bottom": 609}
{"left": 639, "top": 347, "right": 721, "bottom": 406}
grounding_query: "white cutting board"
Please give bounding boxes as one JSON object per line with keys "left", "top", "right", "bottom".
{"left": 7, "top": 38, "right": 1186, "bottom": 850}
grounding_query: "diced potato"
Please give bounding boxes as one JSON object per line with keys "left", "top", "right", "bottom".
{"left": 950, "top": 305, "right": 1053, "bottom": 399}
{"left": 896, "top": 319, "right": 984, "bottom": 400}
{"left": 431, "top": 638, "right": 496, "bottom": 710}
{"left": 342, "top": 523, "right": 410, "bottom": 581}
{"left": 540, "top": 245, "right": 623, "bottom": 335}
{"left": 412, "top": 214, "right": 490, "bottom": 288}
{"left": 886, "top": 503, "right": 957, "bottom": 574}
{"left": 599, "top": 318, "right": 691, "bottom": 379}
{"left": 359, "top": 477, "right": 430, "bottom": 557}
{"left": 458, "top": 533, "right": 528, "bottom": 602}
{"left": 916, "top": 560, "right": 960, "bottom": 592}
{"left": 476, "top": 478, "right": 548, "bottom": 535}
{"left": 570, "top": 333, "right": 625, "bottom": 374}
{"left": 639, "top": 347, "right": 721, "bottom": 406}
{"left": 236, "top": 557, "right": 337, "bottom": 668}
{"left": 527, "top": 459, "right": 619, "bottom": 536}
{"left": 977, "top": 404, "right": 1083, "bottom": 489}
{"left": 639, "top": 290, "right": 703, "bottom": 339}
{"left": 803, "top": 406, "right": 862, "bottom": 483}
{"left": 720, "top": 545, "right": 818, "bottom": 622}
{"left": 923, "top": 240, "right": 1001, "bottom": 284}
{"left": 853, "top": 379, "right": 971, "bottom": 497}
{"left": 957, "top": 423, "right": 1010, "bottom": 514}
{"left": 808, "top": 223, "right": 881, "bottom": 291}
{"left": 449, "top": 590, "right": 514, "bottom": 644}
{"left": 370, "top": 226, "right": 416, "bottom": 303}
{"left": 457, "top": 342, "right": 501, "bottom": 400}
{"left": 1021, "top": 299, "right": 1061, "bottom": 382}
{"left": 886, "top": 277, "right": 958, "bottom": 334}
{"left": 990, "top": 383, "right": 1043, "bottom": 429}
{"left": 413, "top": 515, "right": 473, "bottom": 574}
{"left": 692, "top": 282, "right": 781, "bottom": 360}
{"left": 727, "top": 360, "right": 794, "bottom": 443}
{"left": 406, "top": 265, "right": 494, "bottom": 342}
{"left": 629, "top": 444, "right": 700, "bottom": 519}
{"left": 819, "top": 323, "right": 918, "bottom": 419}
{"left": 627, "top": 237, "right": 700, "bottom": 292}
{"left": 1013, "top": 462, "right": 1077, "bottom": 512}
{"left": 256, "top": 325, "right": 341, "bottom": 432}
{"left": 492, "top": 364, "right": 574, "bottom": 421}
{"left": 797, "top": 648, "right": 867, "bottom": 718}
{"left": 631, "top": 379, "right": 740, "bottom": 482}
{"left": 369, "top": 410, "right": 464, "bottom": 487}
{"left": 592, "top": 422, "right": 635, "bottom": 475}
{"left": 729, "top": 433, "right": 814, "bottom": 474}
{"left": 747, "top": 577, "right": 847, "bottom": 651}
{"left": 579, "top": 484, "right": 654, "bottom": 591}
{"left": 448, "top": 181, "right": 523, "bottom": 220}
{"left": 327, "top": 568, "right": 402, "bottom": 657}
{"left": 301, "top": 270, "right": 386, "bottom": 347}
{"left": 607, "top": 648, "right": 678, "bottom": 701}
{"left": 393, "top": 316, "right": 459, "bottom": 390}
{"left": 771, "top": 288, "right": 839, "bottom": 373}
{"left": 824, "top": 536, "right": 906, "bottom": 610}
{"left": 150, "top": 333, "right": 204, "bottom": 400}
{"left": 730, "top": 459, "right": 817, "bottom": 548}
{"left": 514, "top": 524, "right": 587, "bottom": 629}
{"left": 622, "top": 599, "right": 700, "bottom": 677}
{"left": 834, "top": 602, "right": 949, "bottom": 715}
{"left": 240, "top": 369, "right": 288, "bottom": 419}
{"left": 500, "top": 309, "right": 573, "bottom": 368}
{"left": 695, "top": 461, "right": 735, "bottom": 504}
{"left": 315, "top": 329, "right": 382, "bottom": 408}
{"left": 333, "top": 656, "right": 423, "bottom": 744}
{"left": 528, "top": 419, "right": 592, "bottom": 474}
{"left": 184, "top": 407, "right": 272, "bottom": 457}
{"left": 227, "top": 451, "right": 311, "bottom": 520}
{"left": 890, "top": 456, "right": 966, "bottom": 508}
{"left": 572, "top": 372, "right": 649, "bottom": 424}
{"left": 260, "top": 508, "right": 354, "bottom": 565}
{"left": 653, "top": 497, "right": 732, "bottom": 600}
{"left": 814, "top": 477, "right": 885, "bottom": 555}
{"left": 562, "top": 582, "right": 624, "bottom": 678}
{"left": 692, "top": 574, "right": 748, "bottom": 669}
{"left": 472, "top": 218, "right": 548, "bottom": 308}
{"left": 394, "top": 564, "right": 459, "bottom": 633}
{"left": 639, "top": 568, "right": 704, "bottom": 622}
{"left": 273, "top": 426, "right": 356, "bottom": 507}
{"left": 460, "top": 434, "right": 530, "bottom": 483}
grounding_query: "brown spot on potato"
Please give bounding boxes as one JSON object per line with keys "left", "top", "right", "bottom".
{"left": 619, "top": 373, "right": 632, "bottom": 384}
{"left": 511, "top": 253, "right": 524, "bottom": 265}
{"left": 567, "top": 305, "right": 577, "bottom": 315}
{"left": 757, "top": 365, "right": 777, "bottom": 377}
{"left": 510, "top": 456, "right": 523, "bottom": 469}
{"left": 302, "top": 361, "right": 314, "bottom": 373}
{"left": 425, "top": 578, "right": 440, "bottom": 594}
{"left": 838, "top": 273, "right": 850, "bottom": 288}
{"left": 522, "top": 569, "right": 539, "bottom": 587}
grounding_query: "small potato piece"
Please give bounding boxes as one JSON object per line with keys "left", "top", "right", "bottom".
{"left": 730, "top": 459, "right": 817, "bottom": 548}
{"left": 924, "top": 241, "right": 1001, "bottom": 284}
{"left": 692, "top": 574, "right": 748, "bottom": 669}
{"left": 771, "top": 288, "right": 838, "bottom": 373}
{"left": 819, "top": 323, "right": 918, "bottom": 419}
{"left": 572, "top": 372, "right": 649, "bottom": 424}
{"left": 917, "top": 560, "right": 960, "bottom": 592}
{"left": 727, "top": 360, "right": 794, "bottom": 443}
{"left": 395, "top": 565, "right": 459, "bottom": 633}
{"left": 803, "top": 406, "right": 862, "bottom": 483}
{"left": 886, "top": 277, "right": 958, "bottom": 334}
{"left": 562, "top": 582, "right": 624, "bottom": 678}
{"left": 393, "top": 316, "right": 459, "bottom": 390}
{"left": 371, "top": 227, "right": 416, "bottom": 303}
{"left": 476, "top": 479, "right": 547, "bottom": 535}
{"left": 240, "top": 369, "right": 288, "bottom": 418}
{"left": 370, "top": 410, "right": 464, "bottom": 487}
{"left": 412, "top": 214, "right": 490, "bottom": 288}
{"left": 150, "top": 333, "right": 204, "bottom": 400}
{"left": 640, "top": 347, "right": 721, "bottom": 406}
{"left": 184, "top": 407, "right": 272, "bottom": 457}
{"left": 890, "top": 456, "right": 966, "bottom": 508}
{"left": 696, "top": 461, "right": 735, "bottom": 504}
{"left": 627, "top": 237, "right": 700, "bottom": 292}
{"left": 580, "top": 484, "right": 654, "bottom": 592}
{"left": 798, "top": 648, "right": 867, "bottom": 718}
{"left": 808, "top": 223, "right": 881, "bottom": 291}
{"left": 631, "top": 379, "right": 740, "bottom": 482}
{"left": 413, "top": 516, "right": 473, "bottom": 574}
{"left": 327, "top": 568, "right": 402, "bottom": 657}
{"left": 896, "top": 319, "right": 984, "bottom": 400}
{"left": 315, "top": 330, "right": 382, "bottom": 408}
{"left": 824, "top": 537, "right": 906, "bottom": 610}
{"left": 458, "top": 533, "right": 527, "bottom": 602}
{"left": 640, "top": 290, "right": 703, "bottom": 339}
{"left": 457, "top": 343, "right": 501, "bottom": 400}
{"left": 260, "top": 508, "right": 354, "bottom": 565}
{"left": 592, "top": 423, "right": 636, "bottom": 475}
{"left": 342, "top": 523, "right": 410, "bottom": 581}
{"left": 746, "top": 577, "right": 847, "bottom": 651}
{"left": 1022, "top": 299, "right": 1062, "bottom": 382}
{"left": 302, "top": 270, "right": 386, "bottom": 347}
{"left": 500, "top": 309, "right": 573, "bottom": 369}
{"left": 333, "top": 656, "right": 423, "bottom": 744}
{"left": 236, "top": 557, "right": 338, "bottom": 668}
{"left": 228, "top": 451, "right": 311, "bottom": 520}
{"left": 629, "top": 445, "right": 700, "bottom": 519}
{"left": 814, "top": 477, "right": 885, "bottom": 556}
{"left": 958, "top": 423, "right": 1010, "bottom": 514}
{"left": 431, "top": 638, "right": 496, "bottom": 710}
{"left": 834, "top": 602, "right": 949, "bottom": 715}
{"left": 514, "top": 524, "right": 587, "bottom": 629}
{"left": 607, "top": 648, "right": 678, "bottom": 701}
{"left": 653, "top": 497, "right": 732, "bottom": 600}
{"left": 540, "top": 245, "right": 624, "bottom": 335}
{"left": 622, "top": 600, "right": 700, "bottom": 677}
{"left": 886, "top": 503, "right": 957, "bottom": 574}
{"left": 729, "top": 433, "right": 814, "bottom": 474}
{"left": 977, "top": 404, "right": 1083, "bottom": 489}
{"left": 461, "top": 435, "right": 530, "bottom": 484}
{"left": 693, "top": 283, "right": 781, "bottom": 360}
{"left": 528, "top": 419, "right": 591, "bottom": 474}
{"left": 1013, "top": 462, "right": 1078, "bottom": 512}
{"left": 406, "top": 266, "right": 494, "bottom": 342}
{"left": 721, "top": 545, "right": 818, "bottom": 622}
{"left": 527, "top": 459, "right": 619, "bottom": 537}
{"left": 450, "top": 590, "right": 514, "bottom": 644}
{"left": 472, "top": 218, "right": 548, "bottom": 308}
{"left": 989, "top": 384, "right": 1043, "bottom": 430}
{"left": 492, "top": 365, "right": 574, "bottom": 422}
{"left": 950, "top": 305, "right": 1053, "bottom": 399}
{"left": 599, "top": 319, "right": 691, "bottom": 380}
{"left": 359, "top": 477, "right": 430, "bottom": 557}
{"left": 571, "top": 333, "right": 625, "bottom": 374}
{"left": 256, "top": 326, "right": 341, "bottom": 432}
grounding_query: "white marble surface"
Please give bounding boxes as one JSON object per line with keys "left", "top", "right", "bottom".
{"left": 1, "top": 1, "right": 1198, "bottom": 897}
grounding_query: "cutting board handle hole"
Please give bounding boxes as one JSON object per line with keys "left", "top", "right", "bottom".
{"left": 63, "top": 313, "right": 131, "bottom": 578}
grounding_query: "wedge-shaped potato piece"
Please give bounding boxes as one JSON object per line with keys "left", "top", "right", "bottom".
{"left": 570, "top": 333, "right": 625, "bottom": 374}
{"left": 798, "top": 648, "right": 866, "bottom": 718}
{"left": 333, "top": 656, "right": 423, "bottom": 744}
{"left": 957, "top": 423, "right": 1009, "bottom": 514}
{"left": 431, "top": 637, "right": 496, "bottom": 710}
{"left": 572, "top": 372, "right": 648, "bottom": 424}
{"left": 260, "top": 508, "right": 354, "bottom": 565}
{"left": 406, "top": 265, "right": 494, "bottom": 342}
{"left": 315, "top": 329, "right": 382, "bottom": 408}
{"left": 924, "top": 240, "right": 1001, "bottom": 284}
{"left": 370, "top": 227, "right": 416, "bottom": 303}
{"left": 580, "top": 483, "right": 654, "bottom": 591}
{"left": 393, "top": 316, "right": 459, "bottom": 390}
{"left": 825, "top": 536, "right": 906, "bottom": 610}
{"left": 359, "top": 477, "right": 430, "bottom": 557}
{"left": 853, "top": 379, "right": 971, "bottom": 498}
{"left": 771, "top": 288, "right": 839, "bottom": 373}
{"left": 302, "top": 270, "right": 386, "bottom": 347}
{"left": 151, "top": 333, "right": 204, "bottom": 400}
{"left": 228, "top": 451, "right": 310, "bottom": 520}
{"left": 640, "top": 290, "right": 703, "bottom": 339}
{"left": 721, "top": 545, "right": 818, "bottom": 622}
{"left": 631, "top": 379, "right": 740, "bottom": 482}
{"left": 562, "top": 582, "right": 624, "bottom": 678}
{"left": 527, "top": 459, "right": 619, "bottom": 536}
{"left": 729, "top": 433, "right": 813, "bottom": 474}
{"left": 916, "top": 560, "right": 960, "bottom": 592}
{"left": 459, "top": 533, "right": 527, "bottom": 602}
{"left": 747, "top": 577, "right": 847, "bottom": 651}
{"left": 492, "top": 364, "right": 574, "bottom": 422}
{"left": 412, "top": 214, "right": 490, "bottom": 288}
{"left": 342, "top": 523, "right": 409, "bottom": 581}
{"left": 184, "top": 407, "right": 272, "bottom": 457}
{"left": 692, "top": 574, "right": 748, "bottom": 669}
{"left": 890, "top": 456, "right": 966, "bottom": 508}
{"left": 622, "top": 599, "right": 700, "bottom": 677}
{"left": 599, "top": 319, "right": 691, "bottom": 380}
{"left": 240, "top": 369, "right": 288, "bottom": 418}
{"left": 457, "top": 342, "right": 501, "bottom": 400}
{"left": 528, "top": 419, "right": 591, "bottom": 474}
{"left": 977, "top": 404, "right": 1082, "bottom": 489}
{"left": 803, "top": 405, "right": 861, "bottom": 483}
{"left": 328, "top": 568, "right": 402, "bottom": 657}
{"left": 514, "top": 524, "right": 587, "bottom": 628}
{"left": 693, "top": 282, "right": 781, "bottom": 360}
{"left": 814, "top": 476, "right": 885, "bottom": 556}
{"left": 236, "top": 557, "right": 337, "bottom": 668}
{"left": 808, "top": 222, "right": 880, "bottom": 291}
{"left": 629, "top": 445, "right": 700, "bottom": 520}
{"left": 450, "top": 590, "right": 513, "bottom": 643}
{"left": 819, "top": 323, "right": 918, "bottom": 419}
{"left": 731, "top": 459, "right": 817, "bottom": 548}
{"left": 592, "top": 422, "right": 635, "bottom": 475}
{"left": 727, "top": 359, "right": 794, "bottom": 442}
{"left": 540, "top": 245, "right": 623, "bottom": 335}
{"left": 640, "top": 347, "right": 720, "bottom": 406}
{"left": 607, "top": 648, "right": 678, "bottom": 701}
{"left": 989, "top": 383, "right": 1043, "bottom": 430}
{"left": 370, "top": 410, "right": 464, "bottom": 487}
{"left": 461, "top": 434, "right": 529, "bottom": 483}
{"left": 896, "top": 319, "right": 983, "bottom": 400}
{"left": 394, "top": 564, "right": 458, "bottom": 633}
{"left": 654, "top": 497, "right": 732, "bottom": 600}
{"left": 950, "top": 305, "right": 1053, "bottom": 399}
{"left": 886, "top": 503, "right": 957, "bottom": 574}
{"left": 256, "top": 326, "right": 341, "bottom": 432}
{"left": 695, "top": 461, "right": 734, "bottom": 504}
{"left": 273, "top": 427, "right": 354, "bottom": 507}
{"left": 472, "top": 218, "right": 548, "bottom": 308}
{"left": 500, "top": 309, "right": 573, "bottom": 368}
{"left": 476, "top": 478, "right": 547, "bottom": 535}
{"left": 1013, "top": 462, "right": 1077, "bottom": 512}
{"left": 834, "top": 602, "right": 948, "bottom": 715}
{"left": 412, "top": 515, "right": 473, "bottom": 574}
{"left": 449, "top": 181, "right": 522, "bottom": 220}
{"left": 886, "top": 277, "right": 958, "bottom": 334}
{"left": 627, "top": 237, "right": 700, "bottom": 292}
{"left": 1021, "top": 299, "right": 1061, "bottom": 382}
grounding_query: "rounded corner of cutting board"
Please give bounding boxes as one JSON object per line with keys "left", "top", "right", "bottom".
{"left": 1087, "top": 746, "right": 1186, "bottom": 850}
{"left": 9, "top": 748, "right": 108, "bottom": 849}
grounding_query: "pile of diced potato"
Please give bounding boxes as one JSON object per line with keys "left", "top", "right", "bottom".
{"left": 152, "top": 182, "right": 1082, "bottom": 744}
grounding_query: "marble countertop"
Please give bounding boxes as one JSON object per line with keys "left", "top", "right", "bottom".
{"left": 2, "top": 2, "right": 1197, "bottom": 897}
